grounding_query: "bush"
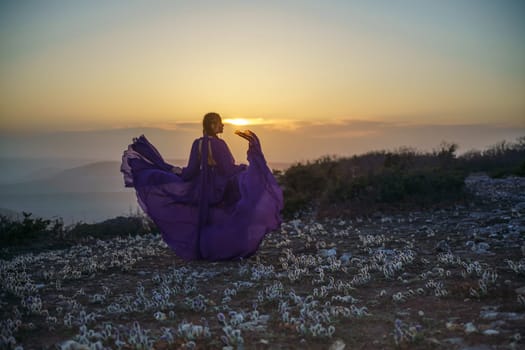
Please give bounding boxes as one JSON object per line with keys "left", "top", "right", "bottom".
{"left": 0, "top": 212, "right": 64, "bottom": 246}
{"left": 278, "top": 136, "right": 524, "bottom": 218}
{"left": 0, "top": 212, "right": 158, "bottom": 260}
{"left": 67, "top": 215, "right": 157, "bottom": 239}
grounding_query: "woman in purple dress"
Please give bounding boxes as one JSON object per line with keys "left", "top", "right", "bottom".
{"left": 120, "top": 112, "right": 283, "bottom": 261}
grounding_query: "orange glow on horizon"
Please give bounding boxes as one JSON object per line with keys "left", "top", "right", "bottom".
{"left": 223, "top": 118, "right": 268, "bottom": 126}
{"left": 223, "top": 118, "right": 250, "bottom": 126}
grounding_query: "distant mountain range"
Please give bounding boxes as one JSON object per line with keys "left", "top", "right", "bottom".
{"left": 0, "top": 161, "right": 126, "bottom": 194}
{"left": 0, "top": 207, "right": 21, "bottom": 218}
{"left": 0, "top": 159, "right": 291, "bottom": 194}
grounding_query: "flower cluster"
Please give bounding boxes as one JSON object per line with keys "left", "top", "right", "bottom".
{"left": 2, "top": 190, "right": 524, "bottom": 349}
{"left": 506, "top": 259, "right": 525, "bottom": 275}
{"left": 393, "top": 319, "right": 423, "bottom": 345}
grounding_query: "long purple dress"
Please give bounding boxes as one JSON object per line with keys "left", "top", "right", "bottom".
{"left": 120, "top": 132, "right": 283, "bottom": 261}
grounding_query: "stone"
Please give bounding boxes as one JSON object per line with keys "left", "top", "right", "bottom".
{"left": 482, "top": 329, "right": 500, "bottom": 335}
{"left": 446, "top": 322, "right": 461, "bottom": 331}
{"left": 464, "top": 322, "right": 478, "bottom": 334}
{"left": 435, "top": 240, "right": 450, "bottom": 252}
{"left": 154, "top": 311, "right": 167, "bottom": 320}
{"left": 329, "top": 339, "right": 346, "bottom": 350}
{"left": 465, "top": 241, "right": 476, "bottom": 249}
{"left": 479, "top": 311, "right": 499, "bottom": 320}
{"left": 480, "top": 310, "right": 525, "bottom": 321}
{"left": 58, "top": 340, "right": 90, "bottom": 350}
{"left": 427, "top": 337, "right": 441, "bottom": 345}
{"left": 443, "top": 337, "right": 464, "bottom": 345}
{"left": 319, "top": 248, "right": 337, "bottom": 258}
{"left": 490, "top": 320, "right": 506, "bottom": 328}
{"left": 477, "top": 242, "right": 490, "bottom": 251}
{"left": 461, "top": 345, "right": 493, "bottom": 350}
{"left": 513, "top": 202, "right": 525, "bottom": 213}
{"left": 340, "top": 252, "right": 352, "bottom": 265}
{"left": 515, "top": 286, "right": 525, "bottom": 295}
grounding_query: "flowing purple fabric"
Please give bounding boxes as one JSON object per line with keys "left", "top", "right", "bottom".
{"left": 120, "top": 133, "right": 283, "bottom": 261}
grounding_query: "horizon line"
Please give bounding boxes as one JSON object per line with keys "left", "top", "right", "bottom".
{"left": 1, "top": 118, "right": 524, "bottom": 134}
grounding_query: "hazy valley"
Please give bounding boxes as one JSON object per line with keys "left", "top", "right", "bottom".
{"left": 0, "top": 158, "right": 290, "bottom": 224}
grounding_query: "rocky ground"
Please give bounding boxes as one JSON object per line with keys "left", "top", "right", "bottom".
{"left": 1, "top": 173, "right": 525, "bottom": 349}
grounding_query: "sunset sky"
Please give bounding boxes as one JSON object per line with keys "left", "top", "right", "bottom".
{"left": 1, "top": 0, "right": 524, "bottom": 161}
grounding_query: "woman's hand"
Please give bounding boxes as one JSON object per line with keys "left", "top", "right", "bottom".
{"left": 235, "top": 129, "right": 255, "bottom": 142}
{"left": 235, "top": 129, "right": 261, "bottom": 149}
{"left": 171, "top": 166, "right": 182, "bottom": 175}
{"left": 235, "top": 129, "right": 263, "bottom": 162}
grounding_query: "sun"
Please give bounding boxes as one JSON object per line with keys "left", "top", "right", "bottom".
{"left": 223, "top": 118, "right": 251, "bottom": 126}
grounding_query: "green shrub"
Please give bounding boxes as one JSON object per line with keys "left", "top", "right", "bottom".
{"left": 278, "top": 137, "right": 523, "bottom": 218}
{"left": 0, "top": 212, "right": 158, "bottom": 258}
{"left": 0, "top": 212, "right": 64, "bottom": 246}
{"left": 67, "top": 215, "right": 157, "bottom": 239}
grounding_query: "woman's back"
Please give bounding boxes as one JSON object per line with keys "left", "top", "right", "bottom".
{"left": 181, "top": 136, "right": 245, "bottom": 181}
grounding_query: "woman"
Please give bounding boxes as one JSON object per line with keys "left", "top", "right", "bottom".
{"left": 120, "top": 112, "right": 283, "bottom": 261}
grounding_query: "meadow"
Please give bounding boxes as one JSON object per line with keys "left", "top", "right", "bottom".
{"left": 1, "top": 138, "right": 524, "bottom": 349}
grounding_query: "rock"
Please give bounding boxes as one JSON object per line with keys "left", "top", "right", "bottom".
{"left": 340, "top": 252, "right": 352, "bottom": 265}
{"left": 154, "top": 311, "right": 167, "bottom": 320}
{"left": 513, "top": 202, "right": 525, "bottom": 213}
{"left": 515, "top": 286, "right": 525, "bottom": 295}
{"left": 480, "top": 311, "right": 499, "bottom": 320}
{"left": 480, "top": 310, "right": 525, "bottom": 321}
{"left": 329, "top": 339, "right": 346, "bottom": 350}
{"left": 446, "top": 322, "right": 460, "bottom": 331}
{"left": 427, "top": 337, "right": 441, "bottom": 345}
{"left": 443, "top": 337, "right": 464, "bottom": 345}
{"left": 461, "top": 345, "right": 493, "bottom": 350}
{"left": 482, "top": 329, "right": 500, "bottom": 335}
{"left": 477, "top": 242, "right": 490, "bottom": 251}
{"left": 58, "top": 340, "right": 90, "bottom": 350}
{"left": 319, "top": 248, "right": 337, "bottom": 258}
{"left": 402, "top": 272, "right": 415, "bottom": 279}
{"left": 435, "top": 240, "right": 450, "bottom": 252}
{"left": 258, "top": 315, "right": 270, "bottom": 322}
{"left": 464, "top": 322, "right": 478, "bottom": 334}
{"left": 490, "top": 320, "right": 505, "bottom": 328}
{"left": 465, "top": 241, "right": 476, "bottom": 249}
